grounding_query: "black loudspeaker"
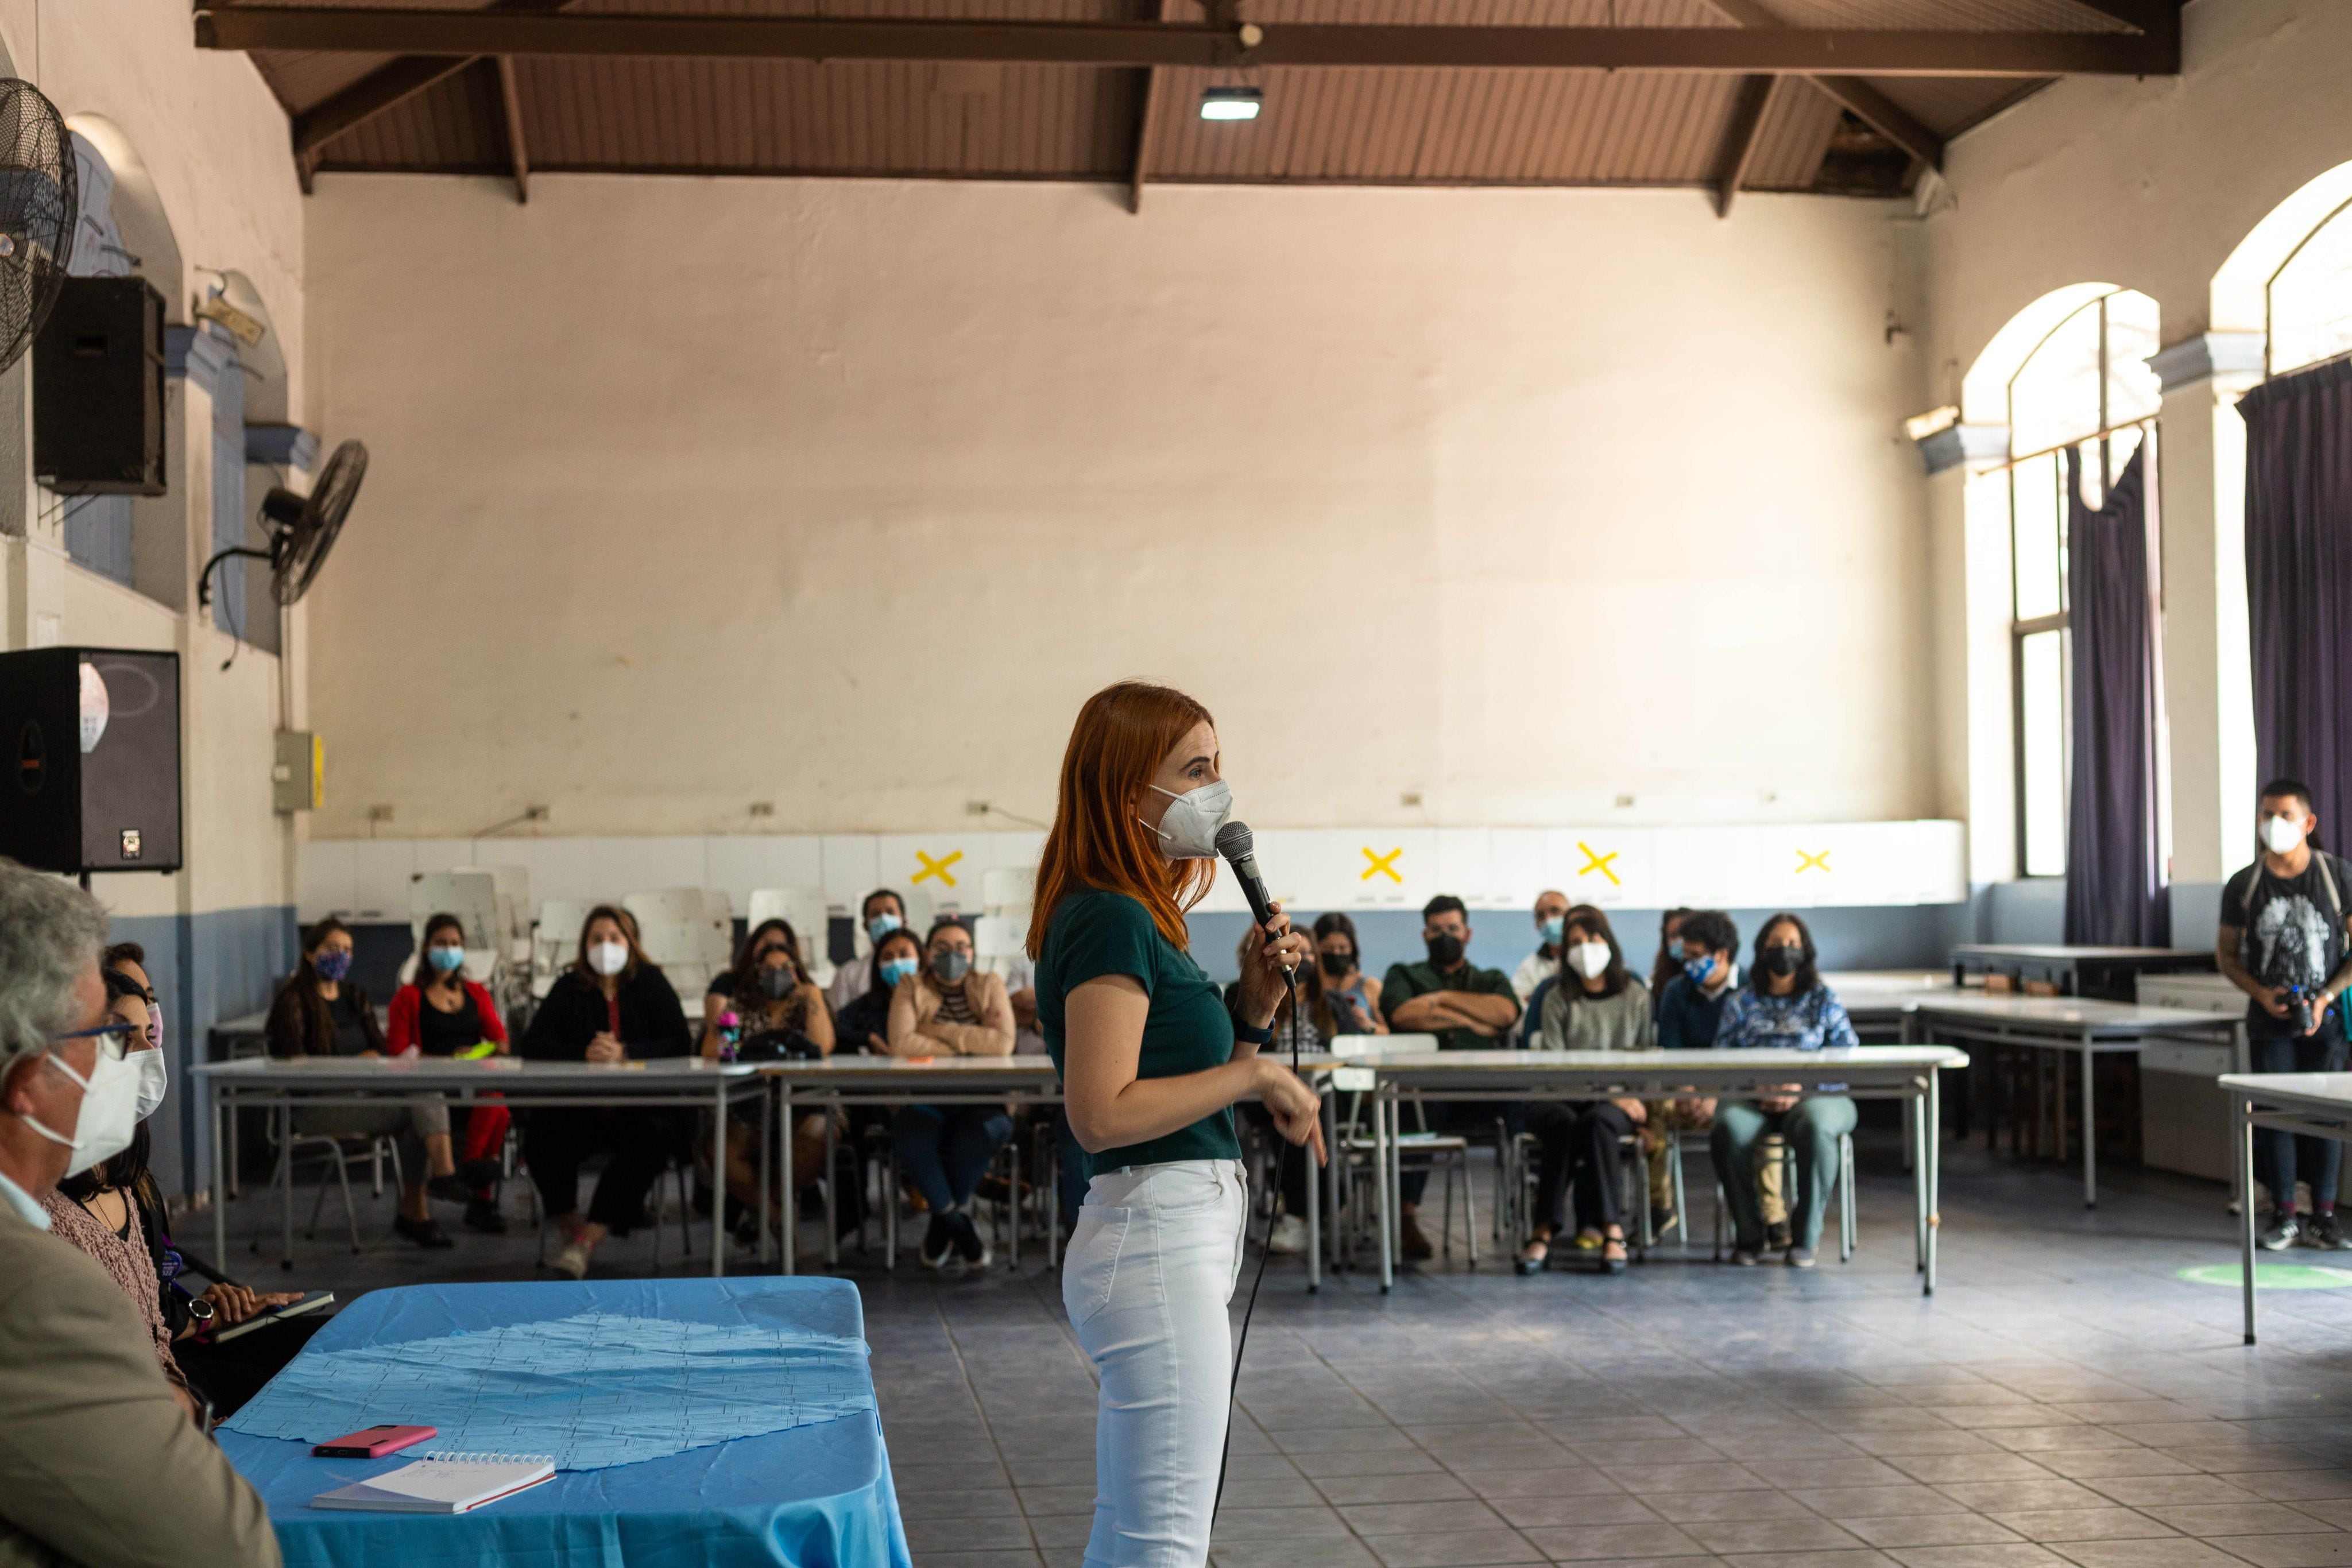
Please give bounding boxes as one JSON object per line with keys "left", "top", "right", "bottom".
{"left": 0, "top": 648, "right": 181, "bottom": 876}
{"left": 33, "top": 276, "right": 168, "bottom": 496}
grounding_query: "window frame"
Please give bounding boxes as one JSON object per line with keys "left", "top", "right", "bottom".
{"left": 2265, "top": 191, "right": 2352, "bottom": 380}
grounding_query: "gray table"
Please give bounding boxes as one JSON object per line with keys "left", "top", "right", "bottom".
{"left": 1907, "top": 994, "right": 2242, "bottom": 1207}
{"left": 192, "top": 1056, "right": 764, "bottom": 1275}
{"left": 1358, "top": 1045, "right": 1968, "bottom": 1296}
{"left": 1826, "top": 971, "right": 1967, "bottom": 1043}
{"left": 2224, "top": 1070, "right": 2352, "bottom": 1344}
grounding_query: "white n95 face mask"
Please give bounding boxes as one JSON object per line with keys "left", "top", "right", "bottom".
{"left": 1141, "top": 780, "right": 1233, "bottom": 861}
{"left": 2264, "top": 816, "right": 2308, "bottom": 855}
{"left": 29, "top": 1047, "right": 144, "bottom": 1177}
{"left": 589, "top": 941, "right": 630, "bottom": 977}
{"left": 1566, "top": 942, "right": 1612, "bottom": 981}
{"left": 133, "top": 1044, "right": 168, "bottom": 1121}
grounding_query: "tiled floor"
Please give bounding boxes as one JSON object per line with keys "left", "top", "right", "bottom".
{"left": 219, "top": 1125, "right": 2352, "bottom": 1568}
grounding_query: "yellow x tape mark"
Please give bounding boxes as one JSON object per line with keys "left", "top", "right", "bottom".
{"left": 1360, "top": 846, "right": 1404, "bottom": 884}
{"left": 1576, "top": 841, "right": 1620, "bottom": 888}
{"left": 913, "top": 849, "right": 964, "bottom": 887}
{"left": 1796, "top": 849, "right": 1831, "bottom": 874}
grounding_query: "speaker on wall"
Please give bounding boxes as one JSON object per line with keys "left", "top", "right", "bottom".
{"left": 33, "top": 275, "right": 167, "bottom": 497}
{"left": 0, "top": 647, "right": 181, "bottom": 876}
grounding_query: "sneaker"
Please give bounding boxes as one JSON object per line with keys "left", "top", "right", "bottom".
{"left": 1731, "top": 1247, "right": 1761, "bottom": 1267}
{"left": 1766, "top": 1220, "right": 1793, "bottom": 1251}
{"left": 953, "top": 1211, "right": 992, "bottom": 1271}
{"left": 1268, "top": 1214, "right": 1308, "bottom": 1256}
{"left": 2305, "top": 1213, "right": 2352, "bottom": 1251}
{"left": 1649, "top": 1207, "right": 1680, "bottom": 1242}
{"left": 393, "top": 1214, "right": 453, "bottom": 1249}
{"left": 919, "top": 1215, "right": 954, "bottom": 1270}
{"left": 1399, "top": 1212, "right": 1434, "bottom": 1262}
{"left": 463, "top": 1197, "right": 508, "bottom": 1235}
{"left": 550, "top": 1238, "right": 591, "bottom": 1279}
{"left": 1786, "top": 1246, "right": 1817, "bottom": 1269}
{"left": 2260, "top": 1214, "right": 2303, "bottom": 1252}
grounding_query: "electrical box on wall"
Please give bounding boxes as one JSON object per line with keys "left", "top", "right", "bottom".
{"left": 274, "top": 729, "right": 322, "bottom": 814}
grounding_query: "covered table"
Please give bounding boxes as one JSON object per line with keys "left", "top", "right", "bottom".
{"left": 220, "top": 1277, "right": 911, "bottom": 1568}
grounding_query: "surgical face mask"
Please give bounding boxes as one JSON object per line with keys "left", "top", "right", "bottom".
{"left": 1539, "top": 916, "right": 1565, "bottom": 946}
{"left": 1426, "top": 932, "right": 1465, "bottom": 969}
{"left": 1762, "top": 944, "right": 1804, "bottom": 978}
{"left": 760, "top": 963, "right": 799, "bottom": 999}
{"left": 588, "top": 940, "right": 629, "bottom": 977}
{"left": 427, "top": 944, "right": 466, "bottom": 974}
{"left": 931, "top": 950, "right": 973, "bottom": 984}
{"left": 866, "top": 912, "right": 903, "bottom": 945}
{"left": 2264, "top": 815, "right": 2308, "bottom": 855}
{"left": 1566, "top": 941, "right": 1611, "bottom": 981}
{"left": 1318, "top": 949, "right": 1353, "bottom": 979}
{"left": 133, "top": 1042, "right": 168, "bottom": 1122}
{"left": 313, "top": 949, "right": 353, "bottom": 982}
{"left": 1140, "top": 779, "right": 1233, "bottom": 861}
{"left": 879, "top": 956, "right": 919, "bottom": 988}
{"left": 1683, "top": 953, "right": 1718, "bottom": 985}
{"left": 29, "top": 1044, "right": 143, "bottom": 1178}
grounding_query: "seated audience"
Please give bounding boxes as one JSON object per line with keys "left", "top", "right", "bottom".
{"left": 1517, "top": 907, "right": 1652, "bottom": 1274}
{"left": 1314, "top": 912, "right": 1386, "bottom": 1035}
{"left": 1382, "top": 895, "right": 1521, "bottom": 1260}
{"left": 266, "top": 917, "right": 482, "bottom": 1249}
{"left": 521, "top": 907, "right": 694, "bottom": 1278}
{"left": 387, "top": 912, "right": 512, "bottom": 1233}
{"left": 1512, "top": 888, "right": 1571, "bottom": 1002}
{"left": 701, "top": 919, "right": 837, "bottom": 1230}
{"left": 1225, "top": 929, "right": 1337, "bottom": 1256}
{"left": 888, "top": 920, "right": 1016, "bottom": 1270}
{"left": 826, "top": 887, "right": 910, "bottom": 1015}
{"left": 1710, "top": 913, "right": 1859, "bottom": 1267}
{"left": 1656, "top": 909, "right": 1739, "bottom": 1048}
{"left": 0, "top": 858, "right": 279, "bottom": 1565}
{"left": 1647, "top": 907, "right": 1695, "bottom": 1015}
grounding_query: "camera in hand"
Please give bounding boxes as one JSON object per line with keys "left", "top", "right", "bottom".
{"left": 2283, "top": 982, "right": 2324, "bottom": 1034}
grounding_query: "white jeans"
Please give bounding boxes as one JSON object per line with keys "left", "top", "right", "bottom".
{"left": 1062, "top": 1159, "right": 1248, "bottom": 1568}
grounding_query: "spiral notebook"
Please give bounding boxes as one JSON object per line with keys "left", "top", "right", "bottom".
{"left": 311, "top": 1451, "right": 555, "bottom": 1513}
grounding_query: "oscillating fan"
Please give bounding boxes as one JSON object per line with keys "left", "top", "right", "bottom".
{"left": 0, "top": 79, "right": 78, "bottom": 376}
{"left": 199, "top": 438, "right": 368, "bottom": 612}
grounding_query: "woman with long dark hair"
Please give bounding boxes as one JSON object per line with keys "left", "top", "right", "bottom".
{"left": 1033, "top": 681, "right": 1323, "bottom": 1568}
{"left": 386, "top": 912, "right": 512, "bottom": 1233}
{"left": 1311, "top": 912, "right": 1386, "bottom": 1035}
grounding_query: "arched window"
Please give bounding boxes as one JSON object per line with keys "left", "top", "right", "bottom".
{"left": 2269, "top": 195, "right": 2352, "bottom": 377}
{"left": 2001, "top": 288, "right": 2161, "bottom": 877}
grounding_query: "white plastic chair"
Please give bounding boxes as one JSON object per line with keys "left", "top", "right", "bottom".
{"left": 982, "top": 866, "right": 1035, "bottom": 918}
{"left": 482, "top": 865, "right": 534, "bottom": 965}
{"left": 973, "top": 913, "right": 1026, "bottom": 979}
{"left": 409, "top": 870, "right": 501, "bottom": 982}
{"left": 534, "top": 897, "right": 593, "bottom": 997}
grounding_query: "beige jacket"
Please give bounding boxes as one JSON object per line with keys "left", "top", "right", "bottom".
{"left": 0, "top": 1202, "right": 280, "bottom": 1568}
{"left": 887, "top": 970, "right": 1016, "bottom": 1057}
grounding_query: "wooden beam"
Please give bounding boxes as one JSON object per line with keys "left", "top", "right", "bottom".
{"left": 1127, "top": 0, "right": 1182, "bottom": 214}
{"left": 196, "top": 9, "right": 2182, "bottom": 76}
{"left": 292, "top": 55, "right": 473, "bottom": 157}
{"left": 2062, "top": 1, "right": 2181, "bottom": 34}
{"left": 494, "top": 56, "right": 530, "bottom": 202}
{"left": 1712, "top": 73, "right": 1775, "bottom": 218}
{"left": 1695, "top": 0, "right": 1943, "bottom": 169}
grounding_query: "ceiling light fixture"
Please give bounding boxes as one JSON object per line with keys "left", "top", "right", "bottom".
{"left": 1199, "top": 86, "right": 1262, "bottom": 121}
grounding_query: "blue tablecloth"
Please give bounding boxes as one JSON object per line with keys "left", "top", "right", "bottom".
{"left": 220, "top": 1279, "right": 912, "bottom": 1568}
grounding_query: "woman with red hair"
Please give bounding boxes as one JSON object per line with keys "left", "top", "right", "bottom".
{"left": 1032, "top": 681, "right": 1324, "bottom": 1568}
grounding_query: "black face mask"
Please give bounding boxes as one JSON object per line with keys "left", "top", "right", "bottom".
{"left": 760, "top": 964, "right": 799, "bottom": 998}
{"left": 1762, "top": 945, "right": 1804, "bottom": 978}
{"left": 1318, "top": 949, "right": 1354, "bottom": 978}
{"left": 1426, "top": 932, "right": 1465, "bottom": 969}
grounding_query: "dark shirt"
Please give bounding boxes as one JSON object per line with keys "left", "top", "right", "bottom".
{"left": 520, "top": 967, "right": 693, "bottom": 1060}
{"left": 2223, "top": 851, "right": 2352, "bottom": 1039}
{"left": 415, "top": 990, "right": 482, "bottom": 1056}
{"left": 265, "top": 978, "right": 384, "bottom": 1059}
{"left": 1657, "top": 973, "right": 1735, "bottom": 1051}
{"left": 834, "top": 988, "right": 893, "bottom": 1055}
{"left": 1379, "top": 959, "right": 1519, "bottom": 1051}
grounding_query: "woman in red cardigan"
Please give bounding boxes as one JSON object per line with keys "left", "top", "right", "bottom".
{"left": 388, "top": 911, "right": 512, "bottom": 1233}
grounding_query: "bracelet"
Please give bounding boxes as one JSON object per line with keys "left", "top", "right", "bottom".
{"left": 1233, "top": 1019, "right": 1274, "bottom": 1046}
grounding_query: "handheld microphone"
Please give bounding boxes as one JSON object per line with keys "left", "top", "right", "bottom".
{"left": 1214, "top": 821, "right": 1277, "bottom": 933}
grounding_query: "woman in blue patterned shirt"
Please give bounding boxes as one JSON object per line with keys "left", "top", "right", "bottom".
{"left": 1709, "top": 912, "right": 1858, "bottom": 1268}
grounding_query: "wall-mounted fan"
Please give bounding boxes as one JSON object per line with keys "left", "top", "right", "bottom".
{"left": 199, "top": 438, "right": 368, "bottom": 612}
{"left": 0, "top": 79, "right": 78, "bottom": 377}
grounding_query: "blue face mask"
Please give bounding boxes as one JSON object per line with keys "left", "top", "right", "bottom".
{"left": 314, "top": 950, "right": 352, "bottom": 982}
{"left": 1683, "top": 954, "right": 1717, "bottom": 984}
{"left": 879, "top": 956, "right": 919, "bottom": 987}
{"left": 867, "top": 913, "right": 903, "bottom": 945}
{"left": 427, "top": 945, "right": 466, "bottom": 973}
{"left": 1539, "top": 916, "right": 1564, "bottom": 946}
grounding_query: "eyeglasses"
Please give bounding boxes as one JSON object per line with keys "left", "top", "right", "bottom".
{"left": 48, "top": 1022, "right": 136, "bottom": 1062}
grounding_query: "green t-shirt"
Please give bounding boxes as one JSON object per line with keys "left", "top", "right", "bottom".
{"left": 1038, "top": 887, "right": 1241, "bottom": 1178}
{"left": 1380, "top": 959, "right": 1520, "bottom": 1050}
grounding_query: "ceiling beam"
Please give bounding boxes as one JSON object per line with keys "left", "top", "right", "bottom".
{"left": 1711, "top": 74, "right": 1776, "bottom": 219}
{"left": 2062, "top": 1, "right": 2181, "bottom": 34}
{"left": 1695, "top": 0, "right": 1942, "bottom": 169}
{"left": 1127, "top": 0, "right": 1181, "bottom": 215}
{"left": 494, "top": 56, "right": 529, "bottom": 202}
{"left": 196, "top": 10, "right": 2182, "bottom": 76}
{"left": 293, "top": 55, "right": 473, "bottom": 158}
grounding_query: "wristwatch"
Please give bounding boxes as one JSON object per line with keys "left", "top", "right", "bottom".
{"left": 1233, "top": 1019, "right": 1274, "bottom": 1046}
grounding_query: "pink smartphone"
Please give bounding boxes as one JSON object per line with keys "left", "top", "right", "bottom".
{"left": 314, "top": 1424, "right": 436, "bottom": 1458}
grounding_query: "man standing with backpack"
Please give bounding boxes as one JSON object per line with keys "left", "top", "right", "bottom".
{"left": 2219, "top": 777, "right": 2352, "bottom": 1250}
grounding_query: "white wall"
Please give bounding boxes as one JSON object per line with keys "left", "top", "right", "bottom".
{"left": 303, "top": 177, "right": 1933, "bottom": 842}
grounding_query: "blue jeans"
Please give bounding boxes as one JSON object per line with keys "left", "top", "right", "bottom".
{"left": 895, "top": 1104, "right": 1013, "bottom": 1215}
{"left": 1712, "top": 1095, "right": 1856, "bottom": 1251}
{"left": 2254, "top": 1028, "right": 2350, "bottom": 1212}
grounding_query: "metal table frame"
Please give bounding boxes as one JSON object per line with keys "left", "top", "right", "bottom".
{"left": 1907, "top": 998, "right": 2241, "bottom": 1208}
{"left": 2225, "top": 1071, "right": 2352, "bottom": 1345}
{"left": 194, "top": 1057, "right": 765, "bottom": 1277}
{"left": 1359, "top": 1047, "right": 1968, "bottom": 1296}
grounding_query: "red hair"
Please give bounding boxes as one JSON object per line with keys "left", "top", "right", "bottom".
{"left": 1028, "top": 682, "right": 1216, "bottom": 957}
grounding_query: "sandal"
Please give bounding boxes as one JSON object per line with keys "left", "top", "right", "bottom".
{"left": 1515, "top": 1236, "right": 1550, "bottom": 1276}
{"left": 1598, "top": 1235, "right": 1628, "bottom": 1276}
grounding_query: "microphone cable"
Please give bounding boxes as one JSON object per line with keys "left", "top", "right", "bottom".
{"left": 1213, "top": 958, "right": 1303, "bottom": 1521}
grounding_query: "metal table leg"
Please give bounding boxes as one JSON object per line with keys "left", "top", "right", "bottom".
{"left": 1914, "top": 1076, "right": 1928, "bottom": 1274}
{"left": 758, "top": 1080, "right": 773, "bottom": 1267}
{"left": 212, "top": 1082, "right": 229, "bottom": 1269}
{"left": 2241, "top": 1092, "right": 2259, "bottom": 1344}
{"left": 1307, "top": 1085, "right": 1328, "bottom": 1293}
{"left": 711, "top": 1078, "right": 729, "bottom": 1277}
{"left": 1375, "top": 1085, "right": 1394, "bottom": 1294}
{"left": 825, "top": 1106, "right": 840, "bottom": 1269}
{"left": 280, "top": 1097, "right": 295, "bottom": 1270}
{"left": 2080, "top": 1038, "right": 2097, "bottom": 1208}
{"left": 1926, "top": 1065, "right": 1941, "bottom": 1296}
{"left": 780, "top": 1081, "right": 797, "bottom": 1275}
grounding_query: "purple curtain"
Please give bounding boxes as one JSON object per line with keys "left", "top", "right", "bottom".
{"left": 2064, "top": 443, "right": 2168, "bottom": 945}
{"left": 2243, "top": 355, "right": 2352, "bottom": 853}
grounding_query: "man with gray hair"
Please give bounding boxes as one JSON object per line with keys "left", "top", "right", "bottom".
{"left": 0, "top": 858, "right": 280, "bottom": 1567}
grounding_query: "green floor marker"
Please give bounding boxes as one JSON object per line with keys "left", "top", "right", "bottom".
{"left": 2180, "top": 1262, "right": 2352, "bottom": 1289}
